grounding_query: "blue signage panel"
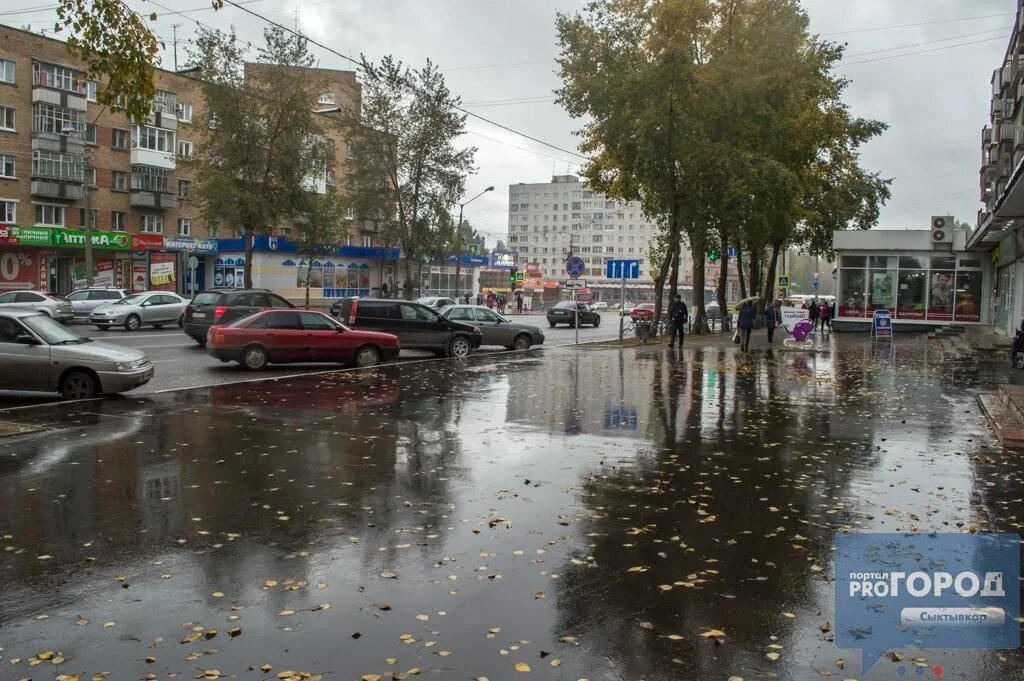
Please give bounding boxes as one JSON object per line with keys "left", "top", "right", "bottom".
{"left": 566, "top": 256, "right": 585, "bottom": 279}
{"left": 605, "top": 259, "right": 640, "bottom": 279}
{"left": 491, "top": 251, "right": 517, "bottom": 269}
{"left": 727, "top": 246, "right": 737, "bottom": 258}
{"left": 873, "top": 309, "right": 892, "bottom": 337}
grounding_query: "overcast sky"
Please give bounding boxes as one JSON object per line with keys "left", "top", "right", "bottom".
{"left": 7, "top": 0, "right": 1013, "bottom": 247}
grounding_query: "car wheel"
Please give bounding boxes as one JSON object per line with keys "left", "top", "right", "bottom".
{"left": 178, "top": 315, "right": 184, "bottom": 328}
{"left": 192, "top": 336, "right": 207, "bottom": 348}
{"left": 512, "top": 334, "right": 532, "bottom": 350}
{"left": 125, "top": 314, "right": 141, "bottom": 331}
{"left": 448, "top": 336, "right": 472, "bottom": 358}
{"left": 241, "top": 344, "right": 269, "bottom": 370}
{"left": 593, "top": 316, "right": 601, "bottom": 327}
{"left": 548, "top": 321, "right": 556, "bottom": 328}
{"left": 354, "top": 345, "right": 381, "bottom": 367}
{"left": 60, "top": 370, "right": 99, "bottom": 400}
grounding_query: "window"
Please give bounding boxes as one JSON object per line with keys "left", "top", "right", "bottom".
{"left": 0, "top": 199, "right": 15, "bottom": 223}
{"left": 33, "top": 61, "right": 84, "bottom": 93}
{"left": 33, "top": 103, "right": 84, "bottom": 136}
{"left": 362, "top": 236, "right": 372, "bottom": 247}
{"left": 178, "top": 218, "right": 191, "bottom": 236}
{"left": 112, "top": 170, "right": 128, "bottom": 191}
{"left": 177, "top": 140, "right": 192, "bottom": 158}
{"left": 175, "top": 101, "right": 193, "bottom": 123}
{"left": 178, "top": 179, "right": 191, "bottom": 199}
{"left": 35, "top": 203, "right": 65, "bottom": 227}
{"left": 86, "top": 167, "right": 96, "bottom": 186}
{"left": 78, "top": 208, "right": 97, "bottom": 228}
{"left": 112, "top": 128, "right": 129, "bottom": 149}
{"left": 299, "top": 312, "right": 335, "bottom": 330}
{"left": 152, "top": 90, "right": 176, "bottom": 115}
{"left": 111, "top": 211, "right": 126, "bottom": 232}
{"left": 0, "top": 154, "right": 13, "bottom": 178}
{"left": 450, "top": 307, "right": 474, "bottom": 321}
{"left": 0, "top": 107, "right": 13, "bottom": 131}
{"left": 86, "top": 80, "right": 98, "bottom": 101}
{"left": 132, "top": 165, "right": 169, "bottom": 192}
{"left": 252, "top": 311, "right": 302, "bottom": 330}
{"left": 140, "top": 214, "right": 164, "bottom": 233}
{"left": 0, "top": 59, "right": 14, "bottom": 84}
{"left": 32, "top": 151, "right": 83, "bottom": 181}
{"left": 132, "top": 125, "right": 175, "bottom": 152}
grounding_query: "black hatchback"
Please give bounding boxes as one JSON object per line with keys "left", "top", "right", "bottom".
{"left": 334, "top": 297, "right": 482, "bottom": 357}
{"left": 546, "top": 301, "right": 601, "bottom": 328}
{"left": 184, "top": 288, "right": 294, "bottom": 346}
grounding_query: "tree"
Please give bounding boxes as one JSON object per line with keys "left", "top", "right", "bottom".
{"left": 186, "top": 26, "right": 331, "bottom": 288}
{"left": 55, "top": 0, "right": 160, "bottom": 123}
{"left": 343, "top": 56, "right": 475, "bottom": 300}
{"left": 296, "top": 187, "right": 347, "bottom": 307}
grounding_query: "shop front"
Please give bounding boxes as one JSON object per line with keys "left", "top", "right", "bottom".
{"left": 833, "top": 229, "right": 989, "bottom": 330}
{"left": 0, "top": 226, "right": 52, "bottom": 291}
{"left": 165, "top": 237, "right": 217, "bottom": 297}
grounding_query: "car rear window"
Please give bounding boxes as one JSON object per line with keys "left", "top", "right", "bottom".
{"left": 359, "top": 302, "right": 397, "bottom": 319}
{"left": 554, "top": 301, "right": 575, "bottom": 309}
{"left": 192, "top": 292, "right": 225, "bottom": 305}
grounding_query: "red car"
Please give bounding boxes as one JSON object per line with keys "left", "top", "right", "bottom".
{"left": 630, "top": 303, "right": 656, "bottom": 321}
{"left": 207, "top": 309, "right": 400, "bottom": 370}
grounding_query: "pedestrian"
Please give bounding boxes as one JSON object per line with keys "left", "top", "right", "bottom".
{"left": 516, "top": 293, "right": 524, "bottom": 314}
{"left": 486, "top": 292, "right": 495, "bottom": 309}
{"left": 808, "top": 299, "right": 820, "bottom": 331}
{"left": 764, "top": 299, "right": 780, "bottom": 343}
{"left": 667, "top": 294, "right": 688, "bottom": 349}
{"left": 738, "top": 300, "right": 755, "bottom": 352}
{"left": 819, "top": 300, "right": 831, "bottom": 333}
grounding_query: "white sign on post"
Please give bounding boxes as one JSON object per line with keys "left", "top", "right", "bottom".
{"left": 564, "top": 279, "right": 587, "bottom": 289}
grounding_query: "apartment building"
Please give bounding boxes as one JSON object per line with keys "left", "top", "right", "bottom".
{"left": 0, "top": 25, "right": 393, "bottom": 300}
{"left": 969, "top": 0, "right": 1024, "bottom": 335}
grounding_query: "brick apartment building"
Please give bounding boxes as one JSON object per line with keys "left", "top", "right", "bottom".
{"left": 0, "top": 25, "right": 396, "bottom": 300}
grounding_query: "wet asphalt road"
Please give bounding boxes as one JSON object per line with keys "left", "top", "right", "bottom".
{"left": 0, "top": 313, "right": 620, "bottom": 406}
{"left": 1, "top": 335, "right": 1022, "bottom": 681}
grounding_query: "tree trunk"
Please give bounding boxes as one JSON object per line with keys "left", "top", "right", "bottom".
{"left": 304, "top": 251, "right": 311, "bottom": 307}
{"left": 403, "top": 257, "right": 414, "bottom": 300}
{"left": 717, "top": 225, "right": 729, "bottom": 331}
{"left": 747, "top": 243, "right": 759, "bottom": 299}
{"left": 651, "top": 248, "right": 673, "bottom": 335}
{"left": 737, "top": 245, "right": 747, "bottom": 299}
{"left": 762, "top": 241, "right": 782, "bottom": 307}
{"left": 690, "top": 227, "right": 707, "bottom": 334}
{"left": 243, "top": 225, "right": 255, "bottom": 289}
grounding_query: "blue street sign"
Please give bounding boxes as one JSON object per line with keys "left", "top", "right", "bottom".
{"left": 727, "top": 246, "right": 737, "bottom": 258}
{"left": 813, "top": 280, "right": 820, "bottom": 289}
{"left": 605, "top": 258, "right": 640, "bottom": 279}
{"left": 566, "top": 256, "right": 586, "bottom": 279}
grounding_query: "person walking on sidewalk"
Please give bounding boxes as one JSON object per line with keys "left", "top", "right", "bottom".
{"left": 819, "top": 300, "right": 831, "bottom": 332}
{"left": 764, "top": 300, "right": 780, "bottom": 343}
{"left": 808, "top": 299, "right": 820, "bottom": 331}
{"left": 738, "top": 300, "right": 755, "bottom": 352}
{"left": 667, "top": 294, "right": 689, "bottom": 349}
{"left": 516, "top": 292, "right": 524, "bottom": 315}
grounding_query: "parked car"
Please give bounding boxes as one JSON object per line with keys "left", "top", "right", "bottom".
{"left": 591, "top": 301, "right": 609, "bottom": 310}
{"left": 0, "top": 290, "right": 74, "bottom": 322}
{"left": 0, "top": 310, "right": 153, "bottom": 399}
{"left": 91, "top": 291, "right": 188, "bottom": 331}
{"left": 65, "top": 288, "right": 130, "bottom": 320}
{"left": 334, "top": 297, "right": 482, "bottom": 357}
{"left": 439, "top": 305, "right": 544, "bottom": 350}
{"left": 417, "top": 296, "right": 458, "bottom": 309}
{"left": 630, "top": 303, "right": 656, "bottom": 322}
{"left": 206, "top": 309, "right": 400, "bottom": 370}
{"left": 184, "top": 288, "right": 294, "bottom": 346}
{"left": 547, "top": 301, "right": 601, "bottom": 328}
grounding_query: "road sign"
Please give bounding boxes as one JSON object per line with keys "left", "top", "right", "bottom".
{"left": 605, "top": 259, "right": 640, "bottom": 279}
{"left": 188, "top": 256, "right": 199, "bottom": 270}
{"left": 813, "top": 280, "right": 819, "bottom": 289}
{"left": 564, "top": 278, "right": 586, "bottom": 289}
{"left": 727, "top": 246, "right": 737, "bottom": 258}
{"left": 566, "top": 256, "right": 585, "bottom": 279}
{"left": 777, "top": 275, "right": 790, "bottom": 288}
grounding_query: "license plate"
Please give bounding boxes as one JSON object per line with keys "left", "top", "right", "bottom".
{"left": 553, "top": 311, "right": 565, "bottom": 315}
{"left": 192, "top": 312, "right": 206, "bottom": 319}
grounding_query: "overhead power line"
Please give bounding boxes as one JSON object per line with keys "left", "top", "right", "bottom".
{"left": 821, "top": 12, "right": 1013, "bottom": 36}
{"left": 841, "top": 35, "right": 1008, "bottom": 67}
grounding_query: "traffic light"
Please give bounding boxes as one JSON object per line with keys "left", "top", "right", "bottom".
{"left": 509, "top": 270, "right": 517, "bottom": 283}
{"left": 708, "top": 250, "right": 719, "bottom": 262}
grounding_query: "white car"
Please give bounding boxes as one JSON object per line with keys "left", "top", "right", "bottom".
{"left": 591, "top": 301, "right": 609, "bottom": 310}
{"left": 90, "top": 292, "right": 189, "bottom": 331}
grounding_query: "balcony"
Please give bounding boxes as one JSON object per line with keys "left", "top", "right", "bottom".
{"left": 31, "top": 133, "right": 85, "bottom": 156}
{"left": 31, "top": 179, "right": 84, "bottom": 200}
{"left": 31, "top": 86, "right": 86, "bottom": 112}
{"left": 130, "top": 147, "right": 176, "bottom": 170}
{"left": 146, "top": 110, "right": 177, "bottom": 131}
{"left": 130, "top": 190, "right": 177, "bottom": 209}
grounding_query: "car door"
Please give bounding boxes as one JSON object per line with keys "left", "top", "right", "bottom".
{"left": 300, "top": 312, "right": 349, "bottom": 362}
{"left": 398, "top": 303, "right": 430, "bottom": 347}
{"left": 66, "top": 290, "right": 90, "bottom": 316}
{"left": 15, "top": 291, "right": 47, "bottom": 312}
{"left": 159, "top": 294, "right": 187, "bottom": 322}
{"left": 137, "top": 294, "right": 160, "bottom": 323}
{"left": 258, "top": 311, "right": 307, "bottom": 362}
{"left": 0, "top": 315, "right": 51, "bottom": 391}
{"left": 473, "top": 307, "right": 509, "bottom": 346}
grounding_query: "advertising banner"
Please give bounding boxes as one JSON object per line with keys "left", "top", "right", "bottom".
{"left": 51, "top": 229, "right": 130, "bottom": 251}
{"left": 490, "top": 251, "right": 517, "bottom": 269}
{"left": 0, "top": 225, "right": 52, "bottom": 247}
{"left": 780, "top": 306, "right": 809, "bottom": 332}
{"left": 71, "top": 258, "right": 116, "bottom": 289}
{"left": 149, "top": 252, "right": 177, "bottom": 291}
{"left": 131, "top": 234, "right": 165, "bottom": 250}
{"left": 873, "top": 309, "right": 892, "bottom": 337}
{"left": 0, "top": 251, "right": 41, "bottom": 290}
{"left": 132, "top": 263, "right": 147, "bottom": 292}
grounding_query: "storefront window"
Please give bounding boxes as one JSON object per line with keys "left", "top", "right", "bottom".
{"left": 954, "top": 271, "right": 983, "bottom": 322}
{"left": 896, "top": 268, "right": 926, "bottom": 319}
{"left": 841, "top": 255, "right": 866, "bottom": 268}
{"left": 868, "top": 267, "right": 895, "bottom": 311}
{"left": 839, "top": 268, "right": 866, "bottom": 317}
{"left": 927, "top": 271, "right": 955, "bottom": 321}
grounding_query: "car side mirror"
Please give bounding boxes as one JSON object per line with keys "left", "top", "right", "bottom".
{"left": 16, "top": 334, "right": 40, "bottom": 346}
{"left": 141, "top": 301, "right": 151, "bottom": 307}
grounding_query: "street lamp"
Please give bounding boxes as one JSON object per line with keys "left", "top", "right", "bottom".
{"left": 455, "top": 185, "right": 494, "bottom": 299}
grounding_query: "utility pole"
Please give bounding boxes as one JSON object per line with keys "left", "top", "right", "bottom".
{"left": 172, "top": 23, "right": 180, "bottom": 71}
{"left": 454, "top": 185, "right": 493, "bottom": 298}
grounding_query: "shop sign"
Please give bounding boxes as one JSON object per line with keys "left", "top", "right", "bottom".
{"left": 51, "top": 229, "right": 130, "bottom": 250}
{"left": 0, "top": 251, "right": 41, "bottom": 290}
{"left": 0, "top": 225, "right": 53, "bottom": 247}
{"left": 165, "top": 237, "right": 218, "bottom": 253}
{"left": 131, "top": 234, "right": 165, "bottom": 250}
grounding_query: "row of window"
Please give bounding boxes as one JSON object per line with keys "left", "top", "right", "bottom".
{"left": 0, "top": 199, "right": 192, "bottom": 235}
{"left": 0, "top": 150, "right": 193, "bottom": 197}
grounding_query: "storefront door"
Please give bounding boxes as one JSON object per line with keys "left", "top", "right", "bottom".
{"left": 995, "top": 263, "right": 1015, "bottom": 335}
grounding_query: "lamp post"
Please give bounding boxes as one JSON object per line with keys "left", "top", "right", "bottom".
{"left": 455, "top": 185, "right": 493, "bottom": 299}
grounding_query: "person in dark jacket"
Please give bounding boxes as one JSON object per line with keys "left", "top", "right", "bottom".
{"left": 764, "top": 300, "right": 780, "bottom": 343}
{"left": 667, "top": 294, "right": 689, "bottom": 349}
{"left": 808, "top": 300, "right": 820, "bottom": 330}
{"left": 738, "top": 300, "right": 756, "bottom": 352}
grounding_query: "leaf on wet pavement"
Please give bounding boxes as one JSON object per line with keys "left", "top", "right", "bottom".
{"left": 514, "top": 662, "right": 531, "bottom": 672}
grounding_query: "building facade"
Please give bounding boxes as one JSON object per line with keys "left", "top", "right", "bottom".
{"left": 0, "top": 25, "right": 391, "bottom": 301}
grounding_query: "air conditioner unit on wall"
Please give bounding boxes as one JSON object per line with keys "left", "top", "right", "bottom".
{"left": 931, "top": 215, "right": 953, "bottom": 245}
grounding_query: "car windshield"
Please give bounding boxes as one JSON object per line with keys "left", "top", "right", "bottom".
{"left": 113, "top": 294, "right": 147, "bottom": 306}
{"left": 22, "top": 314, "right": 90, "bottom": 344}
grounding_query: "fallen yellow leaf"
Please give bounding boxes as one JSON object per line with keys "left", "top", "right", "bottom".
{"left": 514, "top": 662, "right": 531, "bottom": 672}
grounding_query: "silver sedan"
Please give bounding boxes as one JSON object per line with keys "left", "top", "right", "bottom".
{"left": 0, "top": 310, "right": 153, "bottom": 399}
{"left": 90, "top": 291, "right": 188, "bottom": 331}
{"left": 0, "top": 290, "right": 74, "bottom": 322}
{"left": 439, "top": 305, "right": 544, "bottom": 350}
